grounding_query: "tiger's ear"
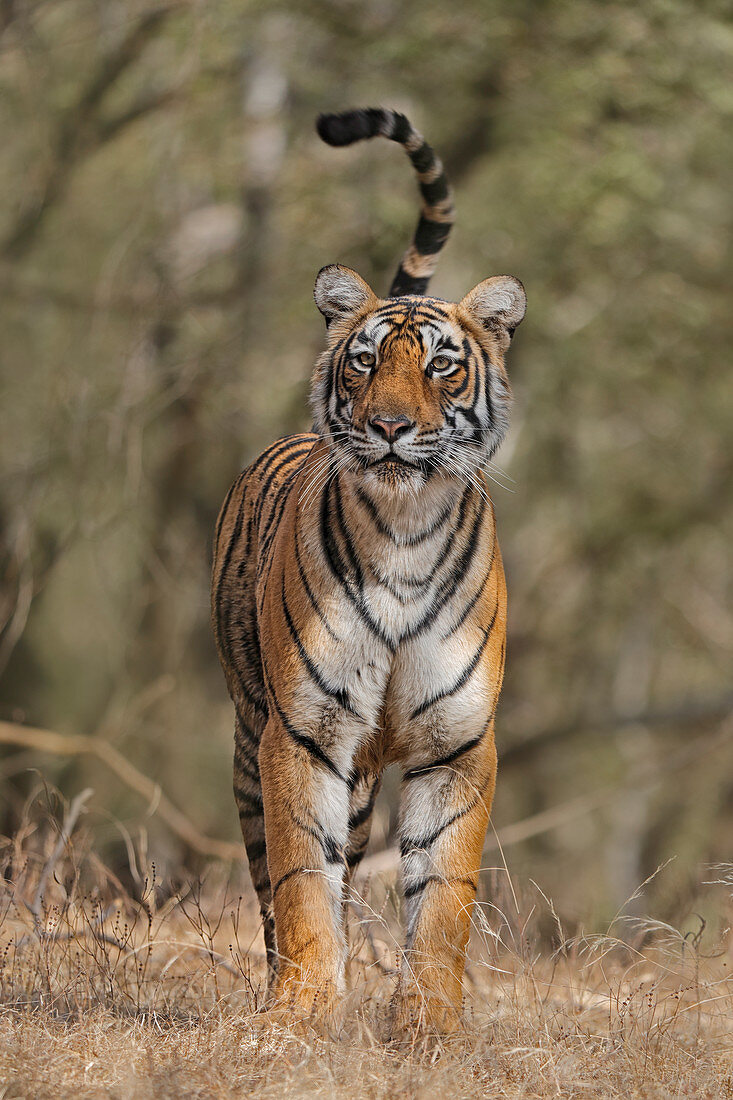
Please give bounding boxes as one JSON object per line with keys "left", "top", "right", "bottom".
{"left": 314, "top": 264, "right": 377, "bottom": 325}
{"left": 460, "top": 276, "right": 526, "bottom": 341}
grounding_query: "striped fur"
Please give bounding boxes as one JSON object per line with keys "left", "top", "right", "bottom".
{"left": 317, "top": 107, "right": 454, "bottom": 297}
{"left": 212, "top": 109, "right": 526, "bottom": 1031}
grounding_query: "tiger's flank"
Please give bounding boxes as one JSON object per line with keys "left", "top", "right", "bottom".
{"left": 211, "top": 106, "right": 526, "bottom": 1033}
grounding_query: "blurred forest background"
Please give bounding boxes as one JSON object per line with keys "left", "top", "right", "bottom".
{"left": 1, "top": 0, "right": 732, "bottom": 928}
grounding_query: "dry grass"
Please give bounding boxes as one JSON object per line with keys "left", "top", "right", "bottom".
{"left": 2, "top": 791, "right": 733, "bottom": 1099}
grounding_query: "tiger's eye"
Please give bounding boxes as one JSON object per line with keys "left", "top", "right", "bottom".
{"left": 431, "top": 355, "right": 455, "bottom": 373}
{"left": 357, "top": 351, "right": 376, "bottom": 368}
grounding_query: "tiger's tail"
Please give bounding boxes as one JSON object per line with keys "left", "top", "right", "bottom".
{"left": 316, "top": 107, "right": 454, "bottom": 298}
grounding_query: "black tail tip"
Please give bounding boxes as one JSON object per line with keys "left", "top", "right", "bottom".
{"left": 316, "top": 108, "right": 384, "bottom": 147}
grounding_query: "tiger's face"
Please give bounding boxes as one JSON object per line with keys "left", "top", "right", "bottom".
{"left": 311, "top": 265, "right": 526, "bottom": 494}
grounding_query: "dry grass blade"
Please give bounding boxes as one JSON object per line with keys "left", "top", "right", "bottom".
{"left": 0, "top": 720, "right": 242, "bottom": 862}
{"left": 1, "top": 791, "right": 732, "bottom": 1098}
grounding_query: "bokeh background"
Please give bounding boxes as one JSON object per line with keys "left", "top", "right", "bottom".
{"left": 2, "top": 0, "right": 732, "bottom": 928}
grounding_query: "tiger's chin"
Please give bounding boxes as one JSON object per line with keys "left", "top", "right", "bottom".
{"left": 364, "top": 457, "right": 425, "bottom": 493}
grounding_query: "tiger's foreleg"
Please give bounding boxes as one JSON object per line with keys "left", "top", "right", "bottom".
{"left": 257, "top": 714, "right": 356, "bottom": 1020}
{"left": 393, "top": 726, "right": 497, "bottom": 1033}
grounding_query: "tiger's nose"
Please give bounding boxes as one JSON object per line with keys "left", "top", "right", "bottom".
{"left": 369, "top": 415, "right": 415, "bottom": 443}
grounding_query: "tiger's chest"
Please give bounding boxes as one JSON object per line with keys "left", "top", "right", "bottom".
{"left": 257, "top": 476, "right": 503, "bottom": 765}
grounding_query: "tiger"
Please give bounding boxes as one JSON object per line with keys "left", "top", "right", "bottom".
{"left": 211, "top": 106, "right": 526, "bottom": 1033}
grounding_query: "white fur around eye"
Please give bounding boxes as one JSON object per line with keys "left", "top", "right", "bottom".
{"left": 429, "top": 355, "right": 459, "bottom": 376}
{"left": 350, "top": 349, "right": 376, "bottom": 373}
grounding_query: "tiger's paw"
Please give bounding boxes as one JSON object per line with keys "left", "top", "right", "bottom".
{"left": 264, "top": 972, "right": 342, "bottom": 1036}
{"left": 390, "top": 985, "right": 462, "bottom": 1040}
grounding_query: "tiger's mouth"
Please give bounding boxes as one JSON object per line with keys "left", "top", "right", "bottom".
{"left": 369, "top": 454, "right": 416, "bottom": 469}
{"left": 364, "top": 452, "right": 428, "bottom": 487}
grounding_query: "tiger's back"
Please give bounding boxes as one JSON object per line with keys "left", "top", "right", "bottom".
{"left": 213, "top": 432, "right": 317, "bottom": 714}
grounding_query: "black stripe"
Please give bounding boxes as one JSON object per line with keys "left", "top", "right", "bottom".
{"left": 332, "top": 476, "right": 365, "bottom": 592}
{"left": 408, "top": 140, "right": 434, "bottom": 173}
{"left": 217, "top": 441, "right": 292, "bottom": 566}
{"left": 346, "top": 837, "right": 370, "bottom": 868}
{"left": 442, "top": 574, "right": 496, "bottom": 640}
{"left": 214, "top": 470, "right": 246, "bottom": 547}
{"left": 234, "top": 752, "right": 261, "bottom": 785}
{"left": 319, "top": 477, "right": 392, "bottom": 648}
{"left": 348, "top": 780, "right": 379, "bottom": 831}
{"left": 389, "top": 111, "right": 411, "bottom": 143}
{"left": 317, "top": 107, "right": 394, "bottom": 146}
{"left": 320, "top": 477, "right": 357, "bottom": 596}
{"left": 400, "top": 769, "right": 494, "bottom": 863}
{"left": 252, "top": 441, "right": 305, "bottom": 531}
{"left": 264, "top": 672, "right": 347, "bottom": 783}
{"left": 403, "top": 875, "right": 477, "bottom": 901}
{"left": 390, "top": 268, "right": 429, "bottom": 297}
{"left": 259, "top": 446, "right": 312, "bottom": 538}
{"left": 400, "top": 804, "right": 472, "bottom": 857}
{"left": 293, "top": 521, "right": 340, "bottom": 642}
{"left": 245, "top": 839, "right": 267, "bottom": 862}
{"left": 419, "top": 175, "right": 451, "bottom": 206}
{"left": 410, "top": 603, "right": 498, "bottom": 720}
{"left": 401, "top": 494, "right": 485, "bottom": 641}
{"left": 288, "top": 808, "right": 344, "bottom": 867}
{"left": 480, "top": 346, "right": 494, "bottom": 427}
{"left": 235, "top": 715, "right": 260, "bottom": 749}
{"left": 403, "top": 731, "right": 485, "bottom": 781}
{"left": 255, "top": 444, "right": 312, "bottom": 530}
{"left": 248, "top": 436, "right": 313, "bottom": 520}
{"left": 381, "top": 298, "right": 451, "bottom": 317}
{"left": 272, "top": 867, "right": 309, "bottom": 899}
{"left": 281, "top": 573, "right": 359, "bottom": 716}
{"left": 324, "top": 835, "right": 344, "bottom": 864}
{"left": 413, "top": 216, "right": 452, "bottom": 255}
{"left": 232, "top": 739, "right": 258, "bottom": 774}
{"left": 213, "top": 493, "right": 247, "bottom": 649}
{"left": 327, "top": 337, "right": 355, "bottom": 413}
{"left": 234, "top": 785, "right": 263, "bottom": 813}
{"left": 256, "top": 460, "right": 310, "bottom": 590}
{"left": 372, "top": 302, "right": 451, "bottom": 325}
{"left": 235, "top": 513, "right": 254, "bottom": 577}
{"left": 355, "top": 488, "right": 453, "bottom": 546}
{"left": 236, "top": 675, "right": 268, "bottom": 719}
{"left": 252, "top": 434, "right": 311, "bottom": 474}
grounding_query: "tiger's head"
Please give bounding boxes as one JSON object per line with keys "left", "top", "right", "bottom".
{"left": 311, "top": 264, "right": 526, "bottom": 494}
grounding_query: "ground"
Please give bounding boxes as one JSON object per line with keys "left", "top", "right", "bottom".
{"left": 1, "top": 826, "right": 732, "bottom": 1099}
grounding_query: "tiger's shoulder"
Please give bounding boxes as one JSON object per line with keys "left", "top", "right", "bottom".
{"left": 213, "top": 433, "right": 316, "bottom": 562}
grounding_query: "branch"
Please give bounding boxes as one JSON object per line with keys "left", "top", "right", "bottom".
{"left": 30, "top": 787, "right": 93, "bottom": 921}
{"left": 0, "top": 720, "right": 242, "bottom": 862}
{"left": 0, "top": 271, "right": 241, "bottom": 315}
{"left": 4, "top": 694, "right": 731, "bottom": 878}
{"left": 1, "top": 4, "right": 180, "bottom": 259}
{"left": 94, "top": 86, "right": 182, "bottom": 146}
{"left": 499, "top": 689, "right": 733, "bottom": 768}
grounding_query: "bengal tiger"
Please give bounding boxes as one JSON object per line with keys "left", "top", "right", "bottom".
{"left": 212, "top": 106, "right": 526, "bottom": 1032}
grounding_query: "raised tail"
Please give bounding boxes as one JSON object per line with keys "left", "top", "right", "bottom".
{"left": 316, "top": 107, "right": 455, "bottom": 298}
